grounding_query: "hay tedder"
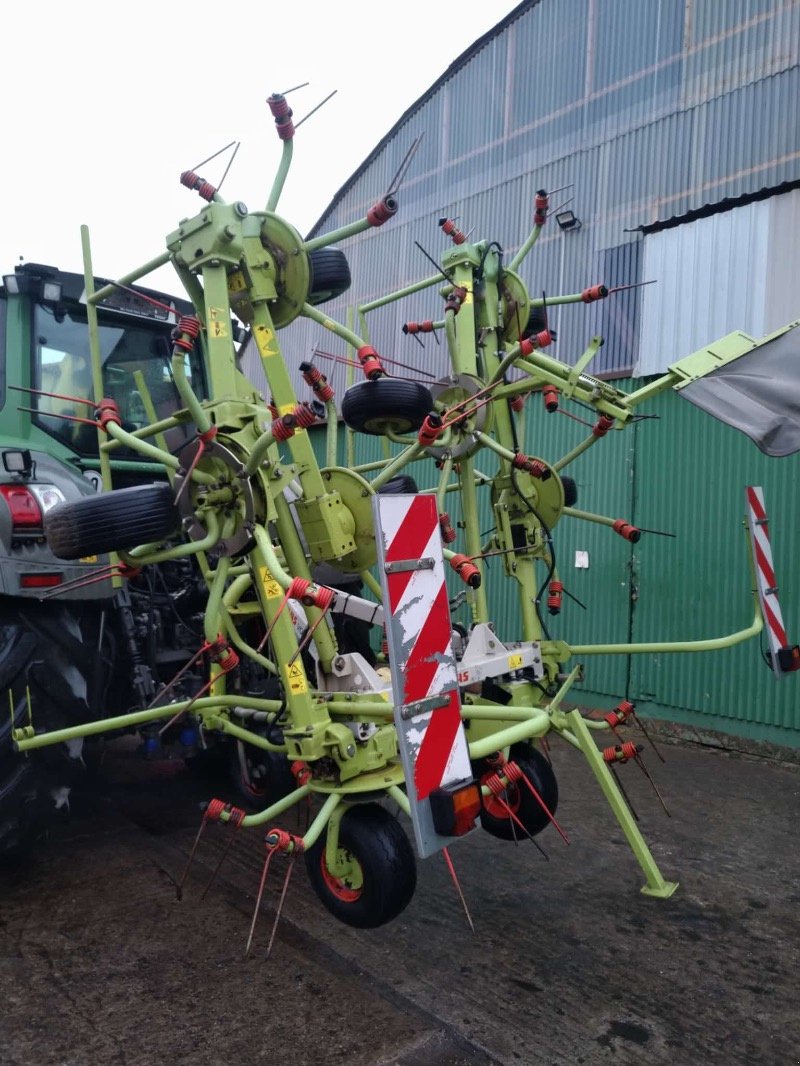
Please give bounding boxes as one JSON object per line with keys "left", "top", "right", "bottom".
{"left": 12, "top": 91, "right": 799, "bottom": 938}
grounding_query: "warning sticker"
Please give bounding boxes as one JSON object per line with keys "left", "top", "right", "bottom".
{"left": 80, "top": 555, "right": 98, "bottom": 563}
{"left": 283, "top": 660, "right": 308, "bottom": 695}
{"left": 254, "top": 323, "right": 278, "bottom": 357}
{"left": 228, "top": 271, "right": 247, "bottom": 293}
{"left": 508, "top": 653, "right": 523, "bottom": 670}
{"left": 259, "top": 565, "right": 283, "bottom": 599}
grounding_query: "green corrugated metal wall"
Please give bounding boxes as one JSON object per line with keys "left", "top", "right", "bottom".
{"left": 307, "top": 386, "right": 800, "bottom": 749}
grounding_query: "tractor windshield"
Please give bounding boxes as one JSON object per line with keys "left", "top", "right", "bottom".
{"left": 32, "top": 302, "right": 207, "bottom": 457}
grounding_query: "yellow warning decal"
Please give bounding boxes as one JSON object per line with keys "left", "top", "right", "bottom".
{"left": 208, "top": 308, "right": 228, "bottom": 339}
{"left": 283, "top": 660, "right": 308, "bottom": 695}
{"left": 254, "top": 323, "right": 278, "bottom": 357}
{"left": 279, "top": 401, "right": 304, "bottom": 432}
{"left": 259, "top": 565, "right": 283, "bottom": 599}
{"left": 80, "top": 555, "right": 98, "bottom": 563}
{"left": 228, "top": 271, "right": 247, "bottom": 293}
{"left": 464, "top": 290, "right": 474, "bottom": 305}
{"left": 507, "top": 653, "right": 523, "bottom": 670}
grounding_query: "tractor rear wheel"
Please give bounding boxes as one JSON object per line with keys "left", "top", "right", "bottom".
{"left": 45, "top": 483, "right": 180, "bottom": 560}
{"left": 0, "top": 604, "right": 106, "bottom": 855}
{"left": 305, "top": 803, "right": 417, "bottom": 928}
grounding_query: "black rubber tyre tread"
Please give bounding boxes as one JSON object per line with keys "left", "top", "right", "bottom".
{"left": 476, "top": 743, "right": 559, "bottom": 841}
{"left": 561, "top": 475, "right": 578, "bottom": 508}
{"left": 0, "top": 605, "right": 97, "bottom": 855}
{"left": 341, "top": 378, "right": 434, "bottom": 436}
{"left": 307, "top": 248, "right": 352, "bottom": 305}
{"left": 377, "top": 475, "right": 420, "bottom": 495}
{"left": 305, "top": 803, "right": 417, "bottom": 928}
{"left": 227, "top": 741, "right": 296, "bottom": 812}
{"left": 524, "top": 305, "right": 549, "bottom": 337}
{"left": 45, "top": 483, "right": 180, "bottom": 560}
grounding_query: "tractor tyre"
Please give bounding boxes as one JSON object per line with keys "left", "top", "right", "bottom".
{"left": 341, "top": 379, "right": 433, "bottom": 436}
{"left": 307, "top": 248, "right": 352, "bottom": 305}
{"left": 45, "top": 483, "right": 180, "bottom": 560}
{"left": 0, "top": 603, "right": 107, "bottom": 856}
{"left": 476, "top": 743, "right": 558, "bottom": 841}
{"left": 305, "top": 803, "right": 417, "bottom": 928}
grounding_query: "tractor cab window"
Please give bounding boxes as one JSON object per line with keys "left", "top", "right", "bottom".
{"left": 32, "top": 302, "right": 207, "bottom": 458}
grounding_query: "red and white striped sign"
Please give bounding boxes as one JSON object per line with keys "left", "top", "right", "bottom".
{"left": 374, "top": 493, "right": 472, "bottom": 857}
{"left": 745, "top": 485, "right": 791, "bottom": 676}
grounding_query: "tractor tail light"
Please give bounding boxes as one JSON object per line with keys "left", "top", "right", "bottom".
{"left": 20, "top": 573, "right": 63, "bottom": 588}
{"left": 0, "top": 484, "right": 44, "bottom": 532}
{"left": 430, "top": 778, "right": 481, "bottom": 837}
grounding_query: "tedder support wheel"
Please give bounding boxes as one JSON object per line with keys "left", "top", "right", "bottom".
{"left": 305, "top": 803, "right": 417, "bottom": 928}
{"left": 561, "top": 475, "right": 578, "bottom": 508}
{"left": 476, "top": 743, "right": 558, "bottom": 841}
{"left": 307, "top": 247, "right": 351, "bottom": 305}
{"left": 341, "top": 378, "right": 433, "bottom": 436}
{"left": 45, "top": 483, "right": 180, "bottom": 560}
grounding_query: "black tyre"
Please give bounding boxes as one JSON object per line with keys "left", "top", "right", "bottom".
{"left": 0, "top": 604, "right": 106, "bottom": 855}
{"left": 46, "top": 483, "right": 180, "bottom": 560}
{"left": 561, "top": 475, "right": 578, "bottom": 508}
{"left": 228, "top": 740, "right": 296, "bottom": 811}
{"left": 305, "top": 803, "right": 417, "bottom": 928}
{"left": 377, "top": 475, "right": 420, "bottom": 495}
{"left": 341, "top": 379, "right": 433, "bottom": 436}
{"left": 476, "top": 743, "right": 558, "bottom": 841}
{"left": 307, "top": 247, "right": 351, "bottom": 305}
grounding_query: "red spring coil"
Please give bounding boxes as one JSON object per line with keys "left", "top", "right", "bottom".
{"left": 613, "top": 518, "right": 641, "bottom": 543}
{"left": 293, "top": 402, "right": 318, "bottom": 429}
{"left": 582, "top": 283, "right": 609, "bottom": 303}
{"left": 264, "top": 827, "right": 304, "bottom": 853}
{"left": 439, "top": 217, "right": 466, "bottom": 245}
{"left": 513, "top": 452, "right": 551, "bottom": 481}
{"left": 300, "top": 363, "right": 334, "bottom": 403}
{"left": 96, "top": 398, "right": 121, "bottom": 431}
{"left": 402, "top": 320, "right": 435, "bottom": 335}
{"left": 592, "top": 414, "right": 615, "bottom": 438}
{"left": 287, "top": 577, "right": 312, "bottom": 602}
{"left": 603, "top": 741, "right": 640, "bottom": 764}
{"left": 449, "top": 553, "right": 481, "bottom": 589}
{"left": 117, "top": 561, "right": 141, "bottom": 581}
{"left": 199, "top": 425, "right": 218, "bottom": 444}
{"left": 533, "top": 189, "right": 549, "bottom": 227}
{"left": 212, "top": 642, "right": 239, "bottom": 673}
{"left": 267, "top": 94, "right": 295, "bottom": 140}
{"left": 271, "top": 414, "right": 296, "bottom": 442}
{"left": 542, "top": 384, "right": 559, "bottom": 412}
{"left": 444, "top": 286, "right": 468, "bottom": 314}
{"left": 367, "top": 196, "right": 398, "bottom": 227}
{"left": 205, "top": 798, "right": 228, "bottom": 821}
{"left": 172, "top": 316, "right": 201, "bottom": 352}
{"left": 291, "top": 761, "right": 312, "bottom": 787}
{"left": 356, "top": 345, "right": 385, "bottom": 380}
{"left": 510, "top": 392, "right": 528, "bottom": 413}
{"left": 268, "top": 399, "right": 279, "bottom": 419}
{"left": 418, "top": 412, "right": 443, "bottom": 447}
{"left": 547, "top": 580, "right": 563, "bottom": 615}
{"left": 381, "top": 632, "right": 389, "bottom": 657}
{"left": 605, "top": 700, "right": 635, "bottom": 728}
{"left": 439, "top": 512, "right": 457, "bottom": 543}
{"left": 180, "top": 170, "right": 217, "bottom": 202}
{"left": 519, "top": 329, "right": 553, "bottom": 356}
{"left": 227, "top": 805, "right": 247, "bottom": 828}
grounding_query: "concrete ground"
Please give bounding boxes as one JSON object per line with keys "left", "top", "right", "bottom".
{"left": 1, "top": 731, "right": 798, "bottom": 1065}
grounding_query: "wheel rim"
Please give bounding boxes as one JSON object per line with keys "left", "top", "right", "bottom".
{"left": 235, "top": 741, "right": 265, "bottom": 800}
{"left": 320, "top": 848, "right": 364, "bottom": 902}
{"left": 480, "top": 770, "right": 521, "bottom": 820}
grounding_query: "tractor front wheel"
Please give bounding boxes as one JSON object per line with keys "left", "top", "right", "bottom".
{"left": 305, "top": 803, "right": 417, "bottom": 928}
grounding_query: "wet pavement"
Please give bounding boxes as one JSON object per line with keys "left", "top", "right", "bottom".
{"left": 1, "top": 732, "right": 799, "bottom": 1065}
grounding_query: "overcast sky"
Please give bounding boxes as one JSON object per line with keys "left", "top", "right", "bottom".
{"left": 4, "top": 1, "right": 519, "bottom": 291}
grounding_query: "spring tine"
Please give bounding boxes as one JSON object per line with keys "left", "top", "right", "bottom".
{"left": 513, "top": 769, "right": 570, "bottom": 845}
{"left": 445, "top": 848, "right": 475, "bottom": 933}
{"left": 200, "top": 822, "right": 240, "bottom": 900}
{"left": 633, "top": 754, "right": 671, "bottom": 817}
{"left": 245, "top": 848, "right": 275, "bottom": 957}
{"left": 176, "top": 811, "right": 209, "bottom": 900}
{"left": 266, "top": 855, "right": 297, "bottom": 958}
{"left": 610, "top": 764, "right": 639, "bottom": 822}
{"left": 633, "top": 713, "right": 666, "bottom": 763}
